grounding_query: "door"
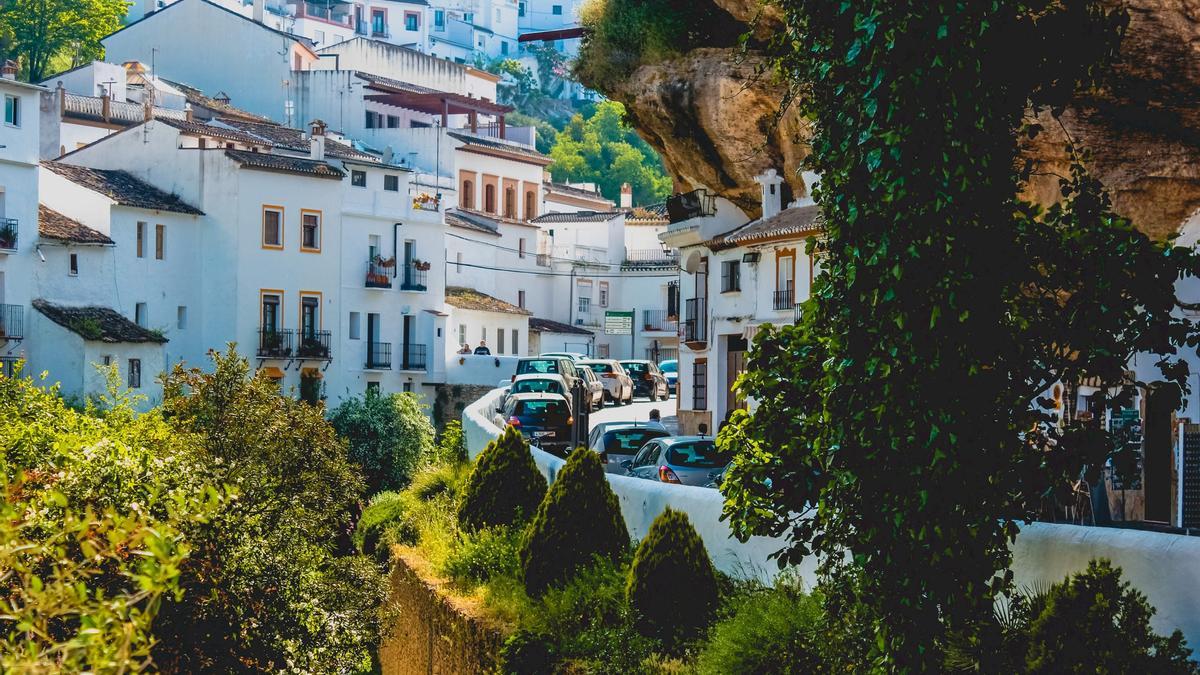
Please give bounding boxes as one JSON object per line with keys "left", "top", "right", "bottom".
{"left": 301, "top": 297, "right": 318, "bottom": 339}
{"left": 402, "top": 314, "right": 414, "bottom": 369}
{"left": 725, "top": 335, "right": 748, "bottom": 415}
{"left": 404, "top": 240, "right": 416, "bottom": 286}
{"left": 367, "top": 312, "right": 380, "bottom": 366}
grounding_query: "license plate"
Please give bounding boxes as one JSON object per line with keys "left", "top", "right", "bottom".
{"left": 533, "top": 431, "right": 555, "bottom": 438}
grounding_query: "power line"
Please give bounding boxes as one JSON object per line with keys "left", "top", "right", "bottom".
{"left": 447, "top": 260, "right": 678, "bottom": 278}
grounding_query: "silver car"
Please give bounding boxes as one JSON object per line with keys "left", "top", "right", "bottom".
{"left": 577, "top": 359, "right": 633, "bottom": 406}
{"left": 588, "top": 422, "right": 671, "bottom": 474}
{"left": 622, "top": 436, "right": 732, "bottom": 487}
{"left": 577, "top": 365, "right": 606, "bottom": 411}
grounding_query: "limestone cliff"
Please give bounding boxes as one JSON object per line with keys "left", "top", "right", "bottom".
{"left": 593, "top": 0, "right": 1200, "bottom": 237}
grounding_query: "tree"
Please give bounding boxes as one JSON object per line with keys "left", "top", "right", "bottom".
{"left": 330, "top": 388, "right": 437, "bottom": 494}
{"left": 456, "top": 425, "right": 547, "bottom": 532}
{"left": 0, "top": 0, "right": 128, "bottom": 82}
{"left": 547, "top": 101, "right": 672, "bottom": 205}
{"left": 626, "top": 508, "right": 718, "bottom": 646}
{"left": 721, "top": 1, "right": 1200, "bottom": 669}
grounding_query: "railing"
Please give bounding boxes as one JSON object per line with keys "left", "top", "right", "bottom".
{"left": 645, "top": 346, "right": 679, "bottom": 362}
{"left": 625, "top": 248, "right": 679, "bottom": 265}
{"left": 365, "top": 342, "right": 392, "bottom": 369}
{"left": 399, "top": 343, "right": 427, "bottom": 370}
{"left": 0, "top": 304, "right": 23, "bottom": 340}
{"left": 642, "top": 309, "right": 677, "bottom": 333}
{"left": 355, "top": 20, "right": 369, "bottom": 35}
{"left": 401, "top": 262, "right": 428, "bottom": 291}
{"left": 297, "top": 330, "right": 332, "bottom": 360}
{"left": 666, "top": 188, "right": 717, "bottom": 224}
{"left": 773, "top": 285, "right": 794, "bottom": 311}
{"left": 299, "top": 1, "right": 351, "bottom": 25}
{"left": 794, "top": 303, "right": 803, "bottom": 324}
{"left": 0, "top": 218, "right": 16, "bottom": 252}
{"left": 62, "top": 93, "right": 186, "bottom": 125}
{"left": 683, "top": 297, "right": 707, "bottom": 343}
{"left": 667, "top": 280, "right": 679, "bottom": 318}
{"left": 365, "top": 259, "right": 394, "bottom": 289}
{"left": 257, "top": 328, "right": 295, "bottom": 358}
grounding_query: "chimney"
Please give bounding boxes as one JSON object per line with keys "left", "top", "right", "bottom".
{"left": 185, "top": 102, "right": 194, "bottom": 122}
{"left": 253, "top": 0, "right": 265, "bottom": 23}
{"left": 1, "top": 60, "right": 17, "bottom": 80}
{"left": 309, "top": 119, "right": 327, "bottom": 161}
{"left": 101, "top": 92, "right": 112, "bottom": 122}
{"left": 56, "top": 82, "right": 66, "bottom": 114}
{"left": 619, "top": 182, "right": 633, "bottom": 209}
{"left": 755, "top": 168, "right": 784, "bottom": 220}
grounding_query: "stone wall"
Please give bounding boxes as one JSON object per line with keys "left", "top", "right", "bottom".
{"left": 379, "top": 549, "right": 509, "bottom": 675}
{"left": 431, "top": 384, "right": 495, "bottom": 430}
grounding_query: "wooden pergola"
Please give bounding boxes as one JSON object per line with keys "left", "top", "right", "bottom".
{"left": 362, "top": 80, "right": 514, "bottom": 137}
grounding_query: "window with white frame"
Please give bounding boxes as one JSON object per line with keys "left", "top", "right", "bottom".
{"left": 578, "top": 296, "right": 590, "bottom": 314}
{"left": 128, "top": 359, "right": 142, "bottom": 388}
{"left": 177, "top": 306, "right": 187, "bottom": 329}
{"left": 135, "top": 302, "right": 147, "bottom": 327}
{"left": 349, "top": 311, "right": 361, "bottom": 340}
{"left": 598, "top": 282, "right": 609, "bottom": 307}
{"left": 3, "top": 95, "right": 19, "bottom": 127}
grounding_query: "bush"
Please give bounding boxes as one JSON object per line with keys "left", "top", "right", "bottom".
{"left": 433, "top": 419, "right": 468, "bottom": 466}
{"left": 498, "top": 629, "right": 557, "bottom": 675}
{"left": 355, "top": 491, "right": 416, "bottom": 560}
{"left": 627, "top": 508, "right": 719, "bottom": 645}
{"left": 441, "top": 526, "right": 523, "bottom": 588}
{"left": 355, "top": 462, "right": 470, "bottom": 564}
{"left": 694, "top": 584, "right": 826, "bottom": 674}
{"left": 457, "top": 425, "right": 547, "bottom": 532}
{"left": 520, "top": 446, "right": 628, "bottom": 596}
{"left": 330, "top": 389, "right": 436, "bottom": 494}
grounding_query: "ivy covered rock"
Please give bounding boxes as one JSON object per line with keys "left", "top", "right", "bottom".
{"left": 456, "top": 425, "right": 547, "bottom": 532}
{"left": 627, "top": 508, "right": 719, "bottom": 645}
{"left": 520, "top": 447, "right": 629, "bottom": 596}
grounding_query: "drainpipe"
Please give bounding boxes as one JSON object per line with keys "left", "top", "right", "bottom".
{"left": 393, "top": 222, "right": 402, "bottom": 278}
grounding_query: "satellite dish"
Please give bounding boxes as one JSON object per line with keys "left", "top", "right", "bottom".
{"left": 683, "top": 251, "right": 702, "bottom": 274}
{"left": 382, "top": 145, "right": 394, "bottom": 165}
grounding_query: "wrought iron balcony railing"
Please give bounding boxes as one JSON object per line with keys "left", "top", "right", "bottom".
{"left": 773, "top": 285, "right": 794, "bottom": 311}
{"left": 297, "top": 329, "right": 332, "bottom": 360}
{"left": 666, "top": 189, "right": 717, "bottom": 224}
{"left": 683, "top": 297, "right": 707, "bottom": 343}
{"left": 0, "top": 304, "right": 23, "bottom": 340}
{"left": 365, "top": 341, "right": 392, "bottom": 369}
{"left": 257, "top": 328, "right": 295, "bottom": 358}
{"left": 642, "top": 309, "right": 677, "bottom": 333}
{"left": 0, "top": 218, "right": 17, "bottom": 252}
{"left": 401, "top": 261, "right": 429, "bottom": 291}
{"left": 365, "top": 258, "right": 394, "bottom": 289}
{"left": 399, "top": 343, "right": 427, "bottom": 370}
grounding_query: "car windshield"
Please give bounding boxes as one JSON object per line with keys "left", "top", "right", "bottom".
{"left": 583, "top": 362, "right": 612, "bottom": 373}
{"left": 516, "top": 400, "right": 568, "bottom": 416}
{"left": 659, "top": 361, "right": 677, "bottom": 373}
{"left": 622, "top": 362, "right": 648, "bottom": 373}
{"left": 666, "top": 441, "right": 730, "bottom": 469}
{"left": 603, "top": 428, "right": 669, "bottom": 454}
{"left": 518, "top": 360, "right": 559, "bottom": 375}
{"left": 512, "top": 380, "right": 563, "bottom": 395}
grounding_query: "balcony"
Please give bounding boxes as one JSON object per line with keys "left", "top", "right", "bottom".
{"left": 0, "top": 218, "right": 16, "bottom": 252}
{"left": 773, "top": 285, "right": 795, "bottom": 311}
{"left": 365, "top": 342, "right": 392, "bottom": 370}
{"left": 399, "top": 343, "right": 427, "bottom": 371}
{"left": 683, "top": 297, "right": 707, "bottom": 344}
{"left": 666, "top": 189, "right": 716, "bottom": 224}
{"left": 257, "top": 328, "right": 295, "bottom": 358}
{"left": 0, "top": 304, "right": 23, "bottom": 341}
{"left": 645, "top": 346, "right": 679, "bottom": 362}
{"left": 642, "top": 309, "right": 678, "bottom": 333}
{"left": 297, "top": 330, "right": 333, "bottom": 360}
{"left": 365, "top": 257, "right": 394, "bottom": 289}
{"left": 624, "top": 248, "right": 679, "bottom": 266}
{"left": 400, "top": 261, "right": 429, "bottom": 292}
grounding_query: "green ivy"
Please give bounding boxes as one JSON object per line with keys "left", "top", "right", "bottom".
{"left": 721, "top": 1, "right": 1200, "bottom": 669}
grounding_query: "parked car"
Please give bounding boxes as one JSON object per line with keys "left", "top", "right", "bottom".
{"left": 539, "top": 351, "right": 587, "bottom": 362}
{"left": 501, "top": 373, "right": 570, "bottom": 409}
{"left": 622, "top": 436, "right": 733, "bottom": 486}
{"left": 514, "top": 356, "right": 582, "bottom": 392}
{"left": 577, "top": 359, "right": 633, "bottom": 406}
{"left": 658, "top": 359, "right": 678, "bottom": 390}
{"left": 577, "top": 366, "right": 605, "bottom": 411}
{"left": 619, "top": 360, "right": 670, "bottom": 401}
{"left": 588, "top": 423, "right": 672, "bottom": 473}
{"left": 495, "top": 393, "right": 575, "bottom": 456}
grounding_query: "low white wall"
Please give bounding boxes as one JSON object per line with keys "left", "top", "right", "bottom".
{"left": 445, "top": 354, "right": 524, "bottom": 386}
{"left": 462, "top": 389, "right": 1200, "bottom": 643}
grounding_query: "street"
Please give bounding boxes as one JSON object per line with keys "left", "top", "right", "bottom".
{"left": 589, "top": 394, "right": 679, "bottom": 435}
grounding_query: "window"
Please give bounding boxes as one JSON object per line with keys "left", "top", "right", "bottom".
{"left": 3, "top": 95, "right": 18, "bottom": 127}
{"left": 484, "top": 184, "right": 496, "bottom": 213}
{"left": 518, "top": 1, "right": 525, "bottom": 17}
{"left": 371, "top": 9, "right": 386, "bottom": 35}
{"left": 384, "top": 174, "right": 399, "bottom": 191}
{"left": 135, "top": 302, "right": 148, "bottom": 328}
{"left": 461, "top": 180, "right": 474, "bottom": 208}
{"left": 367, "top": 381, "right": 381, "bottom": 393}
{"left": 127, "top": 359, "right": 142, "bottom": 388}
{"left": 456, "top": 251, "right": 463, "bottom": 272}
{"left": 300, "top": 295, "right": 320, "bottom": 336}
{"left": 402, "top": 381, "right": 413, "bottom": 393}
{"left": 511, "top": 329, "right": 518, "bottom": 354}
{"left": 525, "top": 190, "right": 536, "bottom": 219}
{"left": 102, "top": 355, "right": 113, "bottom": 366}
{"left": 458, "top": 323, "right": 466, "bottom": 345}
{"left": 598, "top": 281, "right": 609, "bottom": 307}
{"left": 155, "top": 223, "right": 165, "bottom": 260}
{"left": 500, "top": 41, "right": 509, "bottom": 55}
{"left": 552, "top": 4, "right": 562, "bottom": 14}
{"left": 69, "top": 253, "right": 78, "bottom": 276}
{"left": 463, "top": 12, "right": 473, "bottom": 22}
{"left": 351, "top": 170, "right": 367, "bottom": 187}
{"left": 387, "top": 115, "right": 399, "bottom": 129}
{"left": 518, "top": 290, "right": 526, "bottom": 308}
{"left": 505, "top": 187, "right": 517, "bottom": 218}
{"left": 498, "top": 327, "right": 506, "bottom": 354}
{"left": 314, "top": 29, "right": 325, "bottom": 44}
{"left": 597, "top": 343, "right": 610, "bottom": 358}
{"left": 262, "top": 293, "right": 281, "bottom": 331}
{"left": 301, "top": 211, "right": 321, "bottom": 251}
{"left": 692, "top": 360, "right": 708, "bottom": 410}
{"left": 721, "top": 260, "right": 741, "bottom": 292}
{"left": 177, "top": 305, "right": 187, "bottom": 329}
{"left": 434, "top": 9, "right": 445, "bottom": 28}
{"left": 578, "top": 296, "right": 591, "bottom": 314}
{"left": 349, "top": 311, "right": 361, "bottom": 340}
{"left": 405, "top": 11, "right": 418, "bottom": 31}
{"left": 136, "top": 221, "right": 146, "bottom": 257}
{"left": 262, "top": 207, "right": 283, "bottom": 248}
{"left": 365, "top": 111, "right": 375, "bottom": 129}
{"left": 518, "top": 237, "right": 526, "bottom": 258}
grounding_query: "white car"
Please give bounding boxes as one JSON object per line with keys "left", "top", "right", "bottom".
{"left": 500, "top": 373, "right": 570, "bottom": 409}
{"left": 540, "top": 351, "right": 587, "bottom": 362}
{"left": 578, "top": 359, "right": 633, "bottom": 406}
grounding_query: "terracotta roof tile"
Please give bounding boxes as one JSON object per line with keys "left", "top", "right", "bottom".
{"left": 445, "top": 286, "right": 532, "bottom": 315}
{"left": 217, "top": 118, "right": 378, "bottom": 161}
{"left": 33, "top": 299, "right": 167, "bottom": 343}
{"left": 42, "top": 161, "right": 204, "bottom": 215}
{"left": 223, "top": 149, "right": 346, "bottom": 179}
{"left": 447, "top": 131, "right": 550, "bottom": 164}
{"left": 38, "top": 205, "right": 114, "bottom": 245}
{"left": 157, "top": 117, "right": 272, "bottom": 146}
{"left": 530, "top": 210, "right": 624, "bottom": 224}
{"left": 529, "top": 317, "right": 593, "bottom": 335}
{"left": 709, "top": 204, "right": 824, "bottom": 250}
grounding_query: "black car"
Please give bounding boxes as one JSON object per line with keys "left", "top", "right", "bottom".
{"left": 618, "top": 360, "right": 670, "bottom": 400}
{"left": 499, "top": 392, "right": 575, "bottom": 456}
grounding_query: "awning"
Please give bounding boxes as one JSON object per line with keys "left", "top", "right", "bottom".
{"left": 259, "top": 366, "right": 284, "bottom": 379}
{"left": 742, "top": 323, "right": 763, "bottom": 342}
{"left": 301, "top": 367, "right": 323, "bottom": 380}
{"left": 518, "top": 27, "right": 586, "bottom": 42}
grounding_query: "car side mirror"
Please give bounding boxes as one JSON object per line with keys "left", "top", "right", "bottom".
{"left": 620, "top": 460, "right": 633, "bottom": 470}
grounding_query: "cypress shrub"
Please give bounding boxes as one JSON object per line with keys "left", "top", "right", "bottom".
{"left": 520, "top": 447, "right": 629, "bottom": 596}
{"left": 627, "top": 508, "right": 719, "bottom": 645}
{"left": 456, "top": 425, "right": 547, "bottom": 531}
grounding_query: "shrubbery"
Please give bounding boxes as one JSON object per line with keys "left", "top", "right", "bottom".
{"left": 695, "top": 582, "right": 826, "bottom": 674}
{"left": 457, "top": 425, "right": 547, "bottom": 532}
{"left": 330, "top": 388, "right": 436, "bottom": 493}
{"left": 520, "top": 447, "right": 629, "bottom": 596}
{"left": 627, "top": 508, "right": 719, "bottom": 645}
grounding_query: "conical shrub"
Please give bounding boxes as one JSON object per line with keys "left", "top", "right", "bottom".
{"left": 457, "top": 425, "right": 547, "bottom": 531}
{"left": 627, "top": 508, "right": 719, "bottom": 645}
{"left": 520, "top": 446, "right": 629, "bottom": 596}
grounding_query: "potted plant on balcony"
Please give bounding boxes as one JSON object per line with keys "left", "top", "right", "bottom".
{"left": 376, "top": 255, "right": 396, "bottom": 269}
{"left": 298, "top": 333, "right": 329, "bottom": 359}
{"left": 262, "top": 330, "right": 286, "bottom": 355}
{"left": 0, "top": 220, "right": 16, "bottom": 251}
{"left": 412, "top": 259, "right": 432, "bottom": 271}
{"left": 412, "top": 192, "right": 440, "bottom": 212}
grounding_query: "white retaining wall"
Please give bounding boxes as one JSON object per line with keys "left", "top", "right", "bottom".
{"left": 462, "top": 388, "right": 1200, "bottom": 644}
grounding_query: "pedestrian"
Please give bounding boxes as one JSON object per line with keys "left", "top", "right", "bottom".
{"left": 474, "top": 340, "right": 491, "bottom": 355}
{"left": 647, "top": 408, "right": 667, "bottom": 431}
{"left": 458, "top": 343, "right": 472, "bottom": 354}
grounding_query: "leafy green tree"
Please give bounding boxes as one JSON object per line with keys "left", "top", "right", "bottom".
{"left": 547, "top": 101, "right": 672, "bottom": 204}
{"left": 520, "top": 447, "right": 628, "bottom": 595}
{"left": 626, "top": 508, "right": 718, "bottom": 646}
{"left": 0, "top": 0, "right": 128, "bottom": 82}
{"left": 457, "top": 425, "right": 547, "bottom": 532}
{"left": 721, "top": 1, "right": 1200, "bottom": 669}
{"left": 330, "top": 388, "right": 436, "bottom": 494}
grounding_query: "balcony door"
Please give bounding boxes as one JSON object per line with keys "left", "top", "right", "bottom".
{"left": 404, "top": 240, "right": 416, "bottom": 286}
{"left": 402, "top": 314, "right": 414, "bottom": 368}
{"left": 262, "top": 294, "right": 280, "bottom": 333}
{"left": 301, "top": 297, "right": 319, "bottom": 339}
{"left": 777, "top": 251, "right": 795, "bottom": 302}
{"left": 367, "top": 312, "right": 380, "bottom": 365}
